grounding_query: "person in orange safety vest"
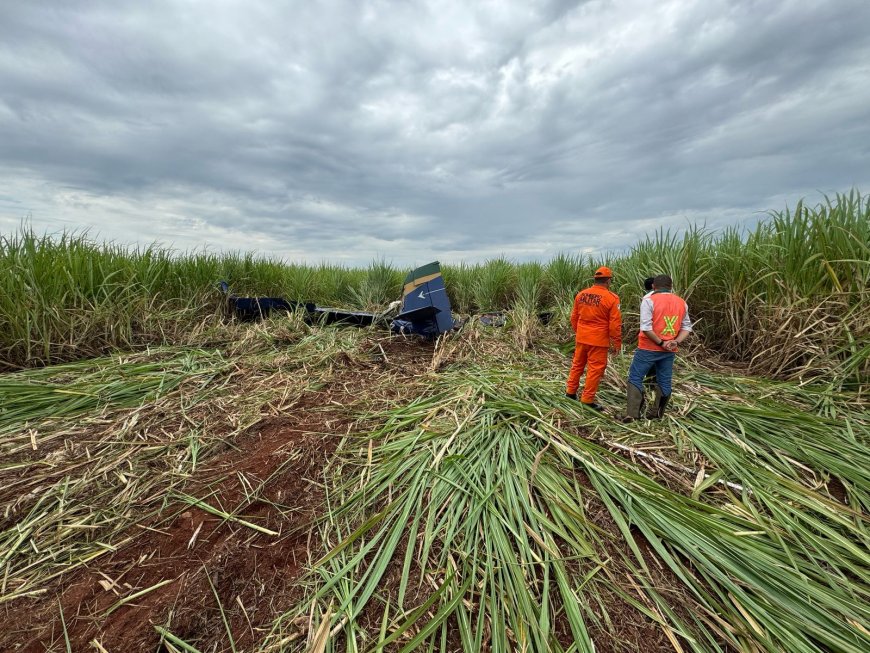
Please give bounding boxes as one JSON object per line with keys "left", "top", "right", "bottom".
{"left": 565, "top": 266, "right": 622, "bottom": 411}
{"left": 623, "top": 274, "right": 693, "bottom": 421}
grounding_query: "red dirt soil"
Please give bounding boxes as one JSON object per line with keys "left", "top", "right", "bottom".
{"left": 5, "top": 411, "right": 338, "bottom": 652}
{"left": 1, "top": 335, "right": 437, "bottom": 653}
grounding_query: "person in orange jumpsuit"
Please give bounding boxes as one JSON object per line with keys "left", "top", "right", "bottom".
{"left": 565, "top": 266, "right": 622, "bottom": 411}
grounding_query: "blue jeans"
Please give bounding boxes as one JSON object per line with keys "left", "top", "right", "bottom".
{"left": 628, "top": 349, "right": 675, "bottom": 396}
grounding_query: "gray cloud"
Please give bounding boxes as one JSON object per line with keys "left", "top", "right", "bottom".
{"left": 1, "top": 0, "right": 869, "bottom": 265}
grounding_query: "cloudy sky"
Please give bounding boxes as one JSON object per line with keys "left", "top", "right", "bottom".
{"left": 2, "top": 0, "right": 869, "bottom": 265}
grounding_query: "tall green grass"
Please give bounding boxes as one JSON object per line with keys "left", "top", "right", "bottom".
{"left": 0, "top": 230, "right": 395, "bottom": 368}
{"left": 2, "top": 192, "right": 867, "bottom": 383}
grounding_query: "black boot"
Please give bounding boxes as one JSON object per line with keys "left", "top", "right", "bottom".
{"left": 623, "top": 384, "right": 645, "bottom": 422}
{"left": 647, "top": 383, "right": 661, "bottom": 412}
{"left": 646, "top": 386, "right": 671, "bottom": 419}
{"left": 566, "top": 392, "right": 578, "bottom": 400}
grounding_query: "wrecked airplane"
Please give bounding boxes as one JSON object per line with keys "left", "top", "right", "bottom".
{"left": 218, "top": 261, "right": 457, "bottom": 338}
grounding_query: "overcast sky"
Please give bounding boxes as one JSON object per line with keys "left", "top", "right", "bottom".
{"left": 2, "top": 0, "right": 869, "bottom": 265}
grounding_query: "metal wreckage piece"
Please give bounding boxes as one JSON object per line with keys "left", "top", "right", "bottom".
{"left": 218, "top": 261, "right": 458, "bottom": 338}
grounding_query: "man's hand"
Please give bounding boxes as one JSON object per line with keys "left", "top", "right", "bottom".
{"left": 663, "top": 340, "right": 678, "bottom": 352}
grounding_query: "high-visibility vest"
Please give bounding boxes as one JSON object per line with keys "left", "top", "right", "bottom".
{"left": 638, "top": 292, "right": 687, "bottom": 352}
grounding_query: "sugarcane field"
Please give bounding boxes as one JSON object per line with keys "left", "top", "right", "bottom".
{"left": 0, "top": 192, "right": 867, "bottom": 653}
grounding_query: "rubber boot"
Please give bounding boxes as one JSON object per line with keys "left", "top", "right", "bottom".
{"left": 646, "top": 386, "right": 671, "bottom": 419}
{"left": 623, "top": 384, "right": 645, "bottom": 422}
{"left": 566, "top": 392, "right": 578, "bottom": 400}
{"left": 646, "top": 383, "right": 661, "bottom": 411}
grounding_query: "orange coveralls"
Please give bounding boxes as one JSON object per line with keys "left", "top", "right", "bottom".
{"left": 566, "top": 285, "right": 622, "bottom": 403}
